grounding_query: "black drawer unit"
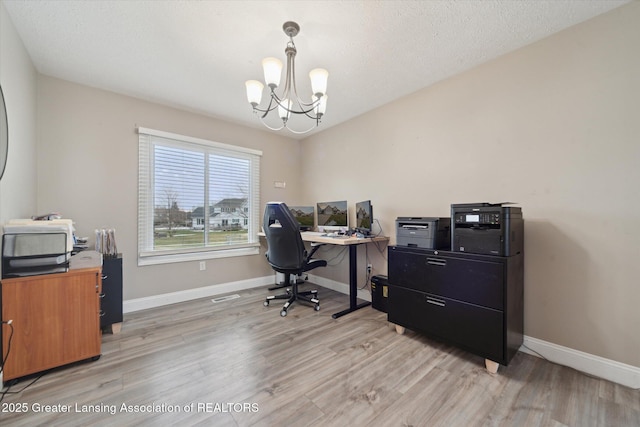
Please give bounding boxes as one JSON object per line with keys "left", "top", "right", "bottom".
{"left": 387, "top": 246, "right": 523, "bottom": 367}
{"left": 390, "top": 286, "right": 504, "bottom": 362}
{"left": 387, "top": 249, "right": 504, "bottom": 310}
{"left": 100, "top": 254, "right": 123, "bottom": 332}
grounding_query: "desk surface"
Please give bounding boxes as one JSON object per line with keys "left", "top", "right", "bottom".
{"left": 257, "top": 230, "right": 388, "bottom": 245}
{"left": 70, "top": 250, "right": 103, "bottom": 270}
{"left": 300, "top": 231, "right": 388, "bottom": 246}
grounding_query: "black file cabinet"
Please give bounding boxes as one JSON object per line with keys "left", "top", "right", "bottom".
{"left": 387, "top": 246, "right": 523, "bottom": 367}
{"left": 101, "top": 254, "right": 123, "bottom": 333}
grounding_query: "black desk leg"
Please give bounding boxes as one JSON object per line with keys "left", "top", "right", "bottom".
{"left": 332, "top": 244, "right": 371, "bottom": 319}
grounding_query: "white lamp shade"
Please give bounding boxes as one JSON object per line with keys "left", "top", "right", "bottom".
{"left": 245, "top": 80, "right": 264, "bottom": 106}
{"left": 262, "top": 57, "right": 283, "bottom": 88}
{"left": 278, "top": 99, "right": 292, "bottom": 120}
{"left": 309, "top": 68, "right": 329, "bottom": 97}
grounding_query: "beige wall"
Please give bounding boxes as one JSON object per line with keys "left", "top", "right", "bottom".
{"left": 300, "top": 3, "right": 640, "bottom": 367}
{"left": 36, "top": 76, "right": 302, "bottom": 300}
{"left": 0, "top": 2, "right": 38, "bottom": 224}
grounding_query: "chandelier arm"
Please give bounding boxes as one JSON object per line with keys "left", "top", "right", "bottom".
{"left": 287, "top": 54, "right": 322, "bottom": 110}
{"left": 270, "top": 88, "right": 285, "bottom": 105}
{"left": 260, "top": 94, "right": 322, "bottom": 130}
{"left": 269, "top": 91, "right": 295, "bottom": 114}
{"left": 289, "top": 56, "right": 316, "bottom": 108}
{"left": 251, "top": 96, "right": 279, "bottom": 118}
{"left": 269, "top": 90, "right": 318, "bottom": 116}
{"left": 288, "top": 43, "right": 324, "bottom": 109}
{"left": 289, "top": 95, "right": 321, "bottom": 113}
{"left": 282, "top": 120, "right": 319, "bottom": 135}
{"left": 286, "top": 104, "right": 321, "bottom": 117}
{"left": 296, "top": 98, "right": 321, "bottom": 108}
{"left": 298, "top": 108, "right": 323, "bottom": 120}
{"left": 257, "top": 115, "right": 286, "bottom": 132}
{"left": 289, "top": 50, "right": 302, "bottom": 105}
{"left": 271, "top": 87, "right": 319, "bottom": 116}
{"left": 256, "top": 106, "right": 321, "bottom": 133}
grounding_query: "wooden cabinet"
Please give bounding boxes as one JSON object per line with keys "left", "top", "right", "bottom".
{"left": 387, "top": 246, "right": 523, "bottom": 370}
{"left": 1, "top": 267, "right": 102, "bottom": 381}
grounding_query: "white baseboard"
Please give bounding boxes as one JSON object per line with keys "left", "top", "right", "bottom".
{"left": 123, "top": 275, "right": 273, "bottom": 313}
{"left": 122, "top": 274, "right": 366, "bottom": 314}
{"left": 306, "top": 273, "right": 371, "bottom": 302}
{"left": 521, "top": 336, "right": 640, "bottom": 389}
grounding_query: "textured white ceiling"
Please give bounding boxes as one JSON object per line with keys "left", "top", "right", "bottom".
{"left": 2, "top": 0, "right": 629, "bottom": 139}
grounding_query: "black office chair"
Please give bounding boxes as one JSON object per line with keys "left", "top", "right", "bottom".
{"left": 262, "top": 202, "right": 326, "bottom": 317}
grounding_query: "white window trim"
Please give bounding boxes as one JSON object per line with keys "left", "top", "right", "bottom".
{"left": 137, "top": 127, "right": 262, "bottom": 266}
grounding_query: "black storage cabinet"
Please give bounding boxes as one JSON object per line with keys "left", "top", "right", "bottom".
{"left": 387, "top": 246, "right": 523, "bottom": 366}
{"left": 100, "top": 254, "right": 123, "bottom": 331}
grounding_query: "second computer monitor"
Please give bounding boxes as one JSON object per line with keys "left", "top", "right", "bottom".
{"left": 289, "top": 206, "right": 314, "bottom": 231}
{"left": 356, "top": 200, "right": 373, "bottom": 235}
{"left": 316, "top": 200, "right": 348, "bottom": 231}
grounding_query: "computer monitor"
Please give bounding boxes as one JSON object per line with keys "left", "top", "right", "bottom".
{"left": 355, "top": 200, "right": 373, "bottom": 236}
{"left": 316, "top": 200, "right": 348, "bottom": 231}
{"left": 289, "top": 206, "right": 314, "bottom": 231}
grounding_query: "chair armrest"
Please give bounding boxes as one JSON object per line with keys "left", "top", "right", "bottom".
{"left": 307, "top": 242, "right": 324, "bottom": 259}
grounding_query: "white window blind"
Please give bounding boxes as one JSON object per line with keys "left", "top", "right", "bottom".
{"left": 138, "top": 127, "right": 261, "bottom": 265}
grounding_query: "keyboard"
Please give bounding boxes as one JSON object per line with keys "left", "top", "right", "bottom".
{"left": 302, "top": 231, "right": 325, "bottom": 237}
{"left": 302, "top": 231, "right": 350, "bottom": 239}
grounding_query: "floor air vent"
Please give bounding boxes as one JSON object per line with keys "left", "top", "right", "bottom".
{"left": 211, "top": 294, "right": 241, "bottom": 303}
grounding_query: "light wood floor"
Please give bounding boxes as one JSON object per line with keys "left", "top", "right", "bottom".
{"left": 1, "top": 284, "right": 639, "bottom": 426}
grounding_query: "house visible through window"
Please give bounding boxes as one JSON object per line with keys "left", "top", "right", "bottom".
{"left": 138, "top": 128, "right": 262, "bottom": 265}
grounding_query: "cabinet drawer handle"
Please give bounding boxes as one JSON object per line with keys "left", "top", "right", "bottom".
{"left": 427, "top": 258, "right": 446, "bottom": 267}
{"left": 102, "top": 275, "right": 108, "bottom": 280}
{"left": 426, "top": 297, "right": 445, "bottom": 307}
{"left": 99, "top": 293, "right": 105, "bottom": 298}
{"left": 99, "top": 310, "right": 106, "bottom": 317}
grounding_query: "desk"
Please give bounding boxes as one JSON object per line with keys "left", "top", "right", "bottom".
{"left": 300, "top": 232, "right": 389, "bottom": 318}
{"left": 1, "top": 251, "right": 103, "bottom": 382}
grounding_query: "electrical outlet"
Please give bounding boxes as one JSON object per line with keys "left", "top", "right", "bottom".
{"left": 367, "top": 264, "right": 372, "bottom": 274}
{"left": 199, "top": 261, "right": 206, "bottom": 271}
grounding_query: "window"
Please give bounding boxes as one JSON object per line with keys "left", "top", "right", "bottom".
{"left": 138, "top": 127, "right": 262, "bottom": 265}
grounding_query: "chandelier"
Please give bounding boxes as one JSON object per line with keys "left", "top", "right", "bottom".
{"left": 245, "top": 21, "right": 328, "bottom": 134}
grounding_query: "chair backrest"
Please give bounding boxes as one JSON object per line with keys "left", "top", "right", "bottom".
{"left": 263, "top": 202, "right": 307, "bottom": 272}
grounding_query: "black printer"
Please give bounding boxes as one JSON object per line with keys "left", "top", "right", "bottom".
{"left": 395, "top": 217, "right": 450, "bottom": 249}
{"left": 451, "top": 203, "right": 523, "bottom": 256}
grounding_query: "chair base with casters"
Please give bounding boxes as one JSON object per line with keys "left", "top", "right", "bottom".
{"left": 268, "top": 273, "right": 305, "bottom": 291}
{"left": 263, "top": 272, "right": 320, "bottom": 317}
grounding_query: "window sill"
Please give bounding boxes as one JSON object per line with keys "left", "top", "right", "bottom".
{"left": 138, "top": 246, "right": 260, "bottom": 266}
